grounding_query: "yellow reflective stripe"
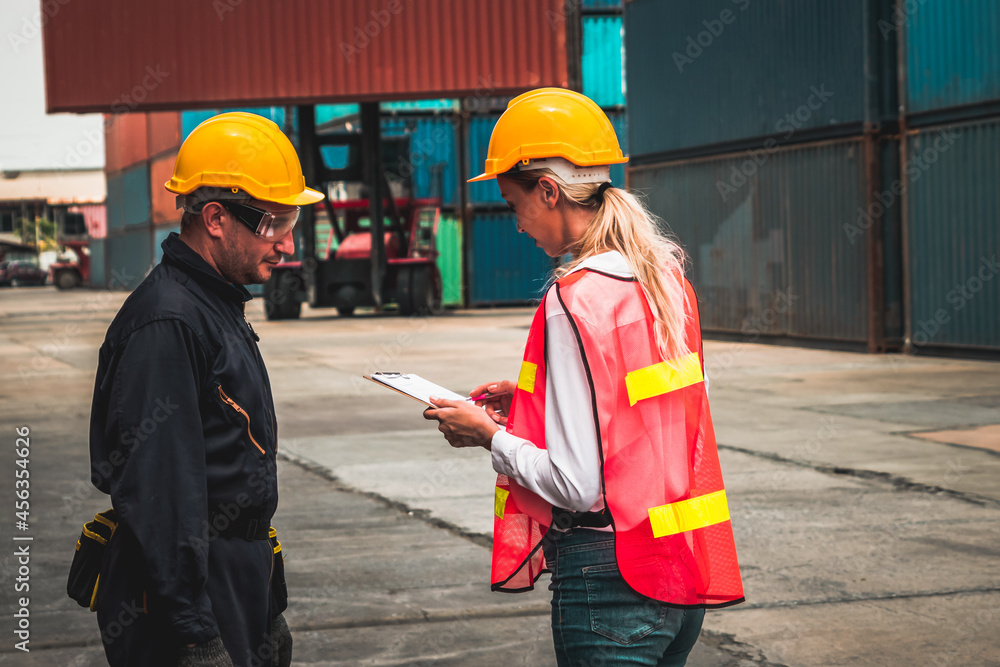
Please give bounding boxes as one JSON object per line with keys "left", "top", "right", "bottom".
{"left": 625, "top": 352, "right": 703, "bottom": 406}
{"left": 518, "top": 361, "right": 538, "bottom": 394}
{"left": 89, "top": 574, "right": 100, "bottom": 611}
{"left": 494, "top": 487, "right": 510, "bottom": 519}
{"left": 82, "top": 525, "right": 108, "bottom": 546}
{"left": 648, "top": 490, "right": 730, "bottom": 538}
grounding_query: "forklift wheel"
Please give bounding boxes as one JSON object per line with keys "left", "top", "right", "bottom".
{"left": 407, "top": 264, "right": 443, "bottom": 317}
{"left": 337, "top": 306, "right": 355, "bottom": 317}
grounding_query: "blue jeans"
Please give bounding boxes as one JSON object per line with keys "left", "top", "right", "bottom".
{"left": 542, "top": 528, "right": 705, "bottom": 666}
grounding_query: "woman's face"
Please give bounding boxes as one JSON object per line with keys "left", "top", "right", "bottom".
{"left": 497, "top": 174, "right": 568, "bottom": 257}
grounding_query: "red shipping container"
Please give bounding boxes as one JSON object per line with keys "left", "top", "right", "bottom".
{"left": 150, "top": 152, "right": 181, "bottom": 226}
{"left": 147, "top": 112, "right": 182, "bottom": 158}
{"left": 44, "top": 0, "right": 571, "bottom": 113}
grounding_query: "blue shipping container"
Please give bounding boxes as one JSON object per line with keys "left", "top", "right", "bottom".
{"left": 630, "top": 138, "right": 876, "bottom": 342}
{"left": 469, "top": 213, "right": 554, "bottom": 305}
{"left": 153, "top": 225, "right": 179, "bottom": 263}
{"left": 122, "top": 163, "right": 150, "bottom": 227}
{"left": 105, "top": 228, "right": 152, "bottom": 290}
{"left": 905, "top": 118, "right": 1000, "bottom": 350}
{"left": 905, "top": 0, "right": 1000, "bottom": 114}
{"left": 625, "top": 0, "right": 896, "bottom": 158}
{"left": 88, "top": 237, "right": 106, "bottom": 288}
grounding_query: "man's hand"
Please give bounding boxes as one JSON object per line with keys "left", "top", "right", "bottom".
{"left": 177, "top": 637, "right": 234, "bottom": 667}
{"left": 423, "top": 396, "right": 502, "bottom": 450}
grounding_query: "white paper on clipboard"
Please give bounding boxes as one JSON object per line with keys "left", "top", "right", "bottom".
{"left": 364, "top": 372, "right": 470, "bottom": 407}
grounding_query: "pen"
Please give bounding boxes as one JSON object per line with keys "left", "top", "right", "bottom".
{"left": 468, "top": 391, "right": 512, "bottom": 402}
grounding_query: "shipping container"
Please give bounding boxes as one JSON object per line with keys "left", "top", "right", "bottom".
{"left": 44, "top": 0, "right": 570, "bottom": 113}
{"left": 106, "top": 172, "right": 124, "bottom": 232}
{"left": 88, "top": 237, "right": 106, "bottom": 288}
{"left": 624, "top": 0, "right": 897, "bottom": 160}
{"left": 905, "top": 0, "right": 1000, "bottom": 118}
{"left": 146, "top": 112, "right": 181, "bottom": 158}
{"left": 105, "top": 228, "right": 152, "bottom": 290}
{"left": 150, "top": 152, "right": 180, "bottom": 226}
{"left": 583, "top": 16, "right": 624, "bottom": 107}
{"left": 436, "top": 214, "right": 463, "bottom": 307}
{"left": 904, "top": 118, "right": 1000, "bottom": 351}
{"left": 630, "top": 138, "right": 901, "bottom": 345}
{"left": 153, "top": 225, "right": 180, "bottom": 263}
{"left": 68, "top": 203, "right": 107, "bottom": 239}
{"left": 104, "top": 112, "right": 148, "bottom": 174}
{"left": 468, "top": 212, "right": 554, "bottom": 305}
{"left": 121, "top": 164, "right": 151, "bottom": 227}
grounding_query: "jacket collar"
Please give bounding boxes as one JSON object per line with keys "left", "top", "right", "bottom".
{"left": 160, "top": 232, "right": 253, "bottom": 303}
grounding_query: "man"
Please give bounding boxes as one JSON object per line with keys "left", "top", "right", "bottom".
{"left": 88, "top": 112, "right": 323, "bottom": 666}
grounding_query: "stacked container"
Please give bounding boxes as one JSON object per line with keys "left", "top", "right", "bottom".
{"left": 101, "top": 111, "right": 183, "bottom": 289}
{"left": 464, "top": 0, "right": 627, "bottom": 305}
{"left": 625, "top": 0, "right": 931, "bottom": 352}
{"left": 899, "top": 0, "right": 1000, "bottom": 352}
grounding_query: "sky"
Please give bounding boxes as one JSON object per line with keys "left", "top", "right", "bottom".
{"left": 0, "top": 0, "right": 104, "bottom": 173}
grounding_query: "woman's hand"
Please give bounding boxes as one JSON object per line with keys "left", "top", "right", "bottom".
{"left": 468, "top": 380, "right": 516, "bottom": 426}
{"left": 423, "top": 396, "right": 502, "bottom": 450}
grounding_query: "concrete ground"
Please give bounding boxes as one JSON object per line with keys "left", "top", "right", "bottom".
{"left": 0, "top": 286, "right": 998, "bottom": 666}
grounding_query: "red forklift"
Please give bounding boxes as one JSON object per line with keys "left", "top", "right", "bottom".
{"left": 263, "top": 103, "right": 443, "bottom": 320}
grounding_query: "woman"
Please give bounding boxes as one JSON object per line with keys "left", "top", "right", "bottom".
{"left": 424, "top": 88, "right": 744, "bottom": 666}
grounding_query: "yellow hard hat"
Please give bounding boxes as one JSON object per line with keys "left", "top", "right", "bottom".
{"left": 468, "top": 88, "right": 627, "bottom": 183}
{"left": 165, "top": 112, "right": 324, "bottom": 206}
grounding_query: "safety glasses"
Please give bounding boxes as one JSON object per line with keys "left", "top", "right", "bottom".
{"left": 217, "top": 201, "right": 300, "bottom": 239}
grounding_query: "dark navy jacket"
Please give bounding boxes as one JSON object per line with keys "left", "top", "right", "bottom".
{"left": 89, "top": 232, "right": 279, "bottom": 663}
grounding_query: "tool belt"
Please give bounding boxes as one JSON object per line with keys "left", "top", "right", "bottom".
{"left": 551, "top": 506, "right": 612, "bottom": 531}
{"left": 208, "top": 506, "right": 271, "bottom": 541}
{"left": 66, "top": 508, "right": 117, "bottom": 610}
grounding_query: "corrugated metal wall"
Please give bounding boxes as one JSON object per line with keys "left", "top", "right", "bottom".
{"left": 906, "top": 0, "right": 1000, "bottom": 116}
{"left": 88, "top": 238, "right": 105, "bottom": 288}
{"left": 436, "top": 215, "right": 463, "bottom": 307}
{"left": 905, "top": 118, "right": 1000, "bottom": 350}
{"left": 44, "top": 0, "right": 570, "bottom": 113}
{"left": 624, "top": 0, "right": 895, "bottom": 160}
{"left": 106, "top": 228, "right": 152, "bottom": 291}
{"left": 468, "top": 213, "right": 554, "bottom": 306}
{"left": 631, "top": 140, "right": 873, "bottom": 341}
{"left": 583, "top": 16, "right": 624, "bottom": 107}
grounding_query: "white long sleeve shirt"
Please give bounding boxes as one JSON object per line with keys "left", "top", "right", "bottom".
{"left": 490, "top": 251, "right": 631, "bottom": 517}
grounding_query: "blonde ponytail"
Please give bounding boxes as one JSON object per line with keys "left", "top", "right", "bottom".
{"left": 504, "top": 169, "right": 690, "bottom": 361}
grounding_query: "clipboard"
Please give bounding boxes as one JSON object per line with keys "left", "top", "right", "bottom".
{"left": 364, "top": 372, "right": 471, "bottom": 407}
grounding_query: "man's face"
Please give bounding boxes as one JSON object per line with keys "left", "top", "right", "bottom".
{"left": 214, "top": 200, "right": 298, "bottom": 285}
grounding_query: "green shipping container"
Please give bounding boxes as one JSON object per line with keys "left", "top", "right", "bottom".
{"left": 436, "top": 215, "right": 464, "bottom": 307}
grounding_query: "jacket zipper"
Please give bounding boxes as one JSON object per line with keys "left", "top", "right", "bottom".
{"left": 218, "top": 386, "right": 266, "bottom": 455}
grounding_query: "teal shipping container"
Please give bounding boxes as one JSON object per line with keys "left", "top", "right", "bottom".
{"left": 905, "top": 0, "right": 1000, "bottom": 118}
{"left": 583, "top": 15, "right": 624, "bottom": 108}
{"left": 105, "top": 228, "right": 152, "bottom": 290}
{"left": 630, "top": 138, "right": 900, "bottom": 345}
{"left": 468, "top": 213, "right": 554, "bottom": 305}
{"left": 904, "top": 118, "right": 1000, "bottom": 351}
{"left": 624, "top": 0, "right": 897, "bottom": 159}
{"left": 88, "top": 238, "right": 106, "bottom": 288}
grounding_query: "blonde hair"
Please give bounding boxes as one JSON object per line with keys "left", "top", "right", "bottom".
{"left": 504, "top": 168, "right": 690, "bottom": 362}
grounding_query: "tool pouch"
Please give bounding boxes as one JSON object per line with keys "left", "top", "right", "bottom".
{"left": 66, "top": 508, "right": 117, "bottom": 610}
{"left": 269, "top": 526, "right": 288, "bottom": 616}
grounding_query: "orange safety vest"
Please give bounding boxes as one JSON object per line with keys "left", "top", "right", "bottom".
{"left": 491, "top": 268, "right": 745, "bottom": 608}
